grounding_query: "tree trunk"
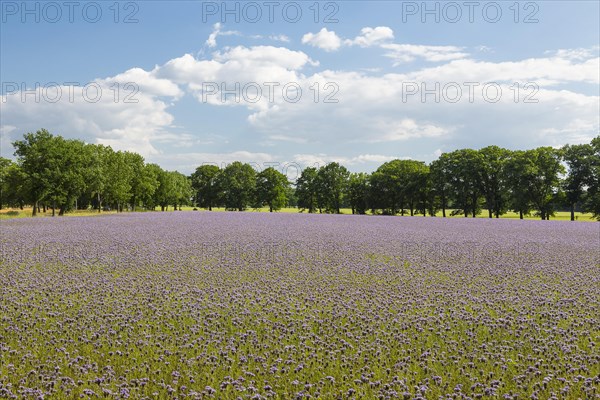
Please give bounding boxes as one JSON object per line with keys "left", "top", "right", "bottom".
{"left": 52, "top": 199, "right": 56, "bottom": 217}
{"left": 209, "top": 205, "right": 212, "bottom": 211}
{"left": 42, "top": 204, "right": 46, "bottom": 213}
{"left": 32, "top": 201, "right": 38, "bottom": 217}
{"left": 519, "top": 210, "right": 523, "bottom": 219}
{"left": 488, "top": 208, "right": 493, "bottom": 218}
{"left": 440, "top": 194, "right": 446, "bottom": 218}
{"left": 540, "top": 210, "right": 545, "bottom": 220}
{"left": 570, "top": 203, "right": 575, "bottom": 221}
{"left": 269, "top": 206, "right": 273, "bottom": 212}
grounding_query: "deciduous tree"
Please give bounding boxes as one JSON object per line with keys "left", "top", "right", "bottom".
{"left": 255, "top": 167, "right": 289, "bottom": 212}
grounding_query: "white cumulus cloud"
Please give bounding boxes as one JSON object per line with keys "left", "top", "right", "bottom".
{"left": 301, "top": 28, "right": 342, "bottom": 52}
{"left": 345, "top": 26, "right": 394, "bottom": 47}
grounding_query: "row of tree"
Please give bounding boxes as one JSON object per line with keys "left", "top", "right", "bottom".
{"left": 191, "top": 163, "right": 291, "bottom": 212}
{"left": 193, "top": 139, "right": 600, "bottom": 221}
{"left": 1, "top": 129, "right": 599, "bottom": 220}
{"left": 352, "top": 144, "right": 599, "bottom": 220}
{"left": 0, "top": 129, "right": 293, "bottom": 215}
{"left": 1, "top": 129, "right": 192, "bottom": 215}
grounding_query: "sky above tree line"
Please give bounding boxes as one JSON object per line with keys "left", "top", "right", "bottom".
{"left": 1, "top": 1, "right": 598, "bottom": 174}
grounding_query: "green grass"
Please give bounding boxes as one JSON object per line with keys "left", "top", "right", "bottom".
{"left": 0, "top": 209, "right": 32, "bottom": 219}
{"left": 0, "top": 208, "right": 121, "bottom": 219}
{"left": 1, "top": 206, "right": 596, "bottom": 221}
{"left": 197, "top": 207, "right": 596, "bottom": 221}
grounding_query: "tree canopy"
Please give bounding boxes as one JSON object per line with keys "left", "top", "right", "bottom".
{"left": 3, "top": 129, "right": 599, "bottom": 220}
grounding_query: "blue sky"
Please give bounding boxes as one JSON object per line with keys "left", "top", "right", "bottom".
{"left": 1, "top": 1, "right": 599, "bottom": 175}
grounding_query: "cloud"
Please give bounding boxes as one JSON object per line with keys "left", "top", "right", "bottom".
{"left": 0, "top": 80, "right": 178, "bottom": 158}
{"left": 157, "top": 46, "right": 317, "bottom": 112}
{"left": 269, "top": 35, "right": 290, "bottom": 43}
{"left": 252, "top": 34, "right": 291, "bottom": 43}
{"left": 302, "top": 26, "right": 395, "bottom": 52}
{"left": 548, "top": 46, "right": 599, "bottom": 61}
{"left": 300, "top": 26, "right": 467, "bottom": 65}
{"left": 381, "top": 43, "right": 468, "bottom": 64}
{"left": 0, "top": 125, "right": 17, "bottom": 158}
{"left": 212, "top": 45, "right": 316, "bottom": 70}
{"left": 350, "top": 154, "right": 406, "bottom": 164}
{"left": 102, "top": 67, "right": 184, "bottom": 98}
{"left": 293, "top": 153, "right": 404, "bottom": 167}
{"left": 368, "top": 119, "right": 450, "bottom": 142}
{"left": 205, "top": 22, "right": 240, "bottom": 48}
{"left": 301, "top": 28, "right": 342, "bottom": 52}
{"left": 2, "top": 37, "right": 598, "bottom": 171}
{"left": 152, "top": 150, "right": 277, "bottom": 171}
{"left": 345, "top": 26, "right": 394, "bottom": 47}
{"left": 540, "top": 118, "right": 599, "bottom": 145}
{"left": 268, "top": 135, "right": 308, "bottom": 144}
{"left": 404, "top": 55, "right": 600, "bottom": 85}
{"left": 0, "top": 125, "right": 16, "bottom": 135}
{"left": 244, "top": 51, "right": 599, "bottom": 150}
{"left": 0, "top": 44, "right": 320, "bottom": 162}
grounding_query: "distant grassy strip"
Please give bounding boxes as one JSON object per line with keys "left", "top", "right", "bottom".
{"left": 200, "top": 207, "right": 597, "bottom": 221}
{"left": 2, "top": 207, "right": 595, "bottom": 221}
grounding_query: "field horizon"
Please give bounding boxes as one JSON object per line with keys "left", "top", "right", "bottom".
{"left": 1, "top": 206, "right": 597, "bottom": 222}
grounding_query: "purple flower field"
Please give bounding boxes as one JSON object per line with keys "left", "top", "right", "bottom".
{"left": 0, "top": 212, "right": 599, "bottom": 399}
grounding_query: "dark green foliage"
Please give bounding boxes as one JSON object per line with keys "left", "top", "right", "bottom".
{"left": 369, "top": 159, "right": 429, "bottom": 216}
{"left": 296, "top": 167, "right": 318, "bottom": 213}
{"left": 315, "top": 162, "right": 349, "bottom": 214}
{"left": 582, "top": 136, "right": 600, "bottom": 219}
{"left": 479, "top": 146, "right": 511, "bottom": 218}
{"left": 255, "top": 167, "right": 289, "bottom": 212}
{"left": 191, "top": 165, "right": 221, "bottom": 211}
{"left": 347, "top": 173, "right": 369, "bottom": 215}
{"left": 216, "top": 162, "right": 256, "bottom": 211}
{"left": 6, "top": 129, "right": 599, "bottom": 220}
{"left": 10, "top": 130, "right": 181, "bottom": 215}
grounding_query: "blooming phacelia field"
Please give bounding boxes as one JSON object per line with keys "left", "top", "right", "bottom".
{"left": 0, "top": 213, "right": 599, "bottom": 399}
